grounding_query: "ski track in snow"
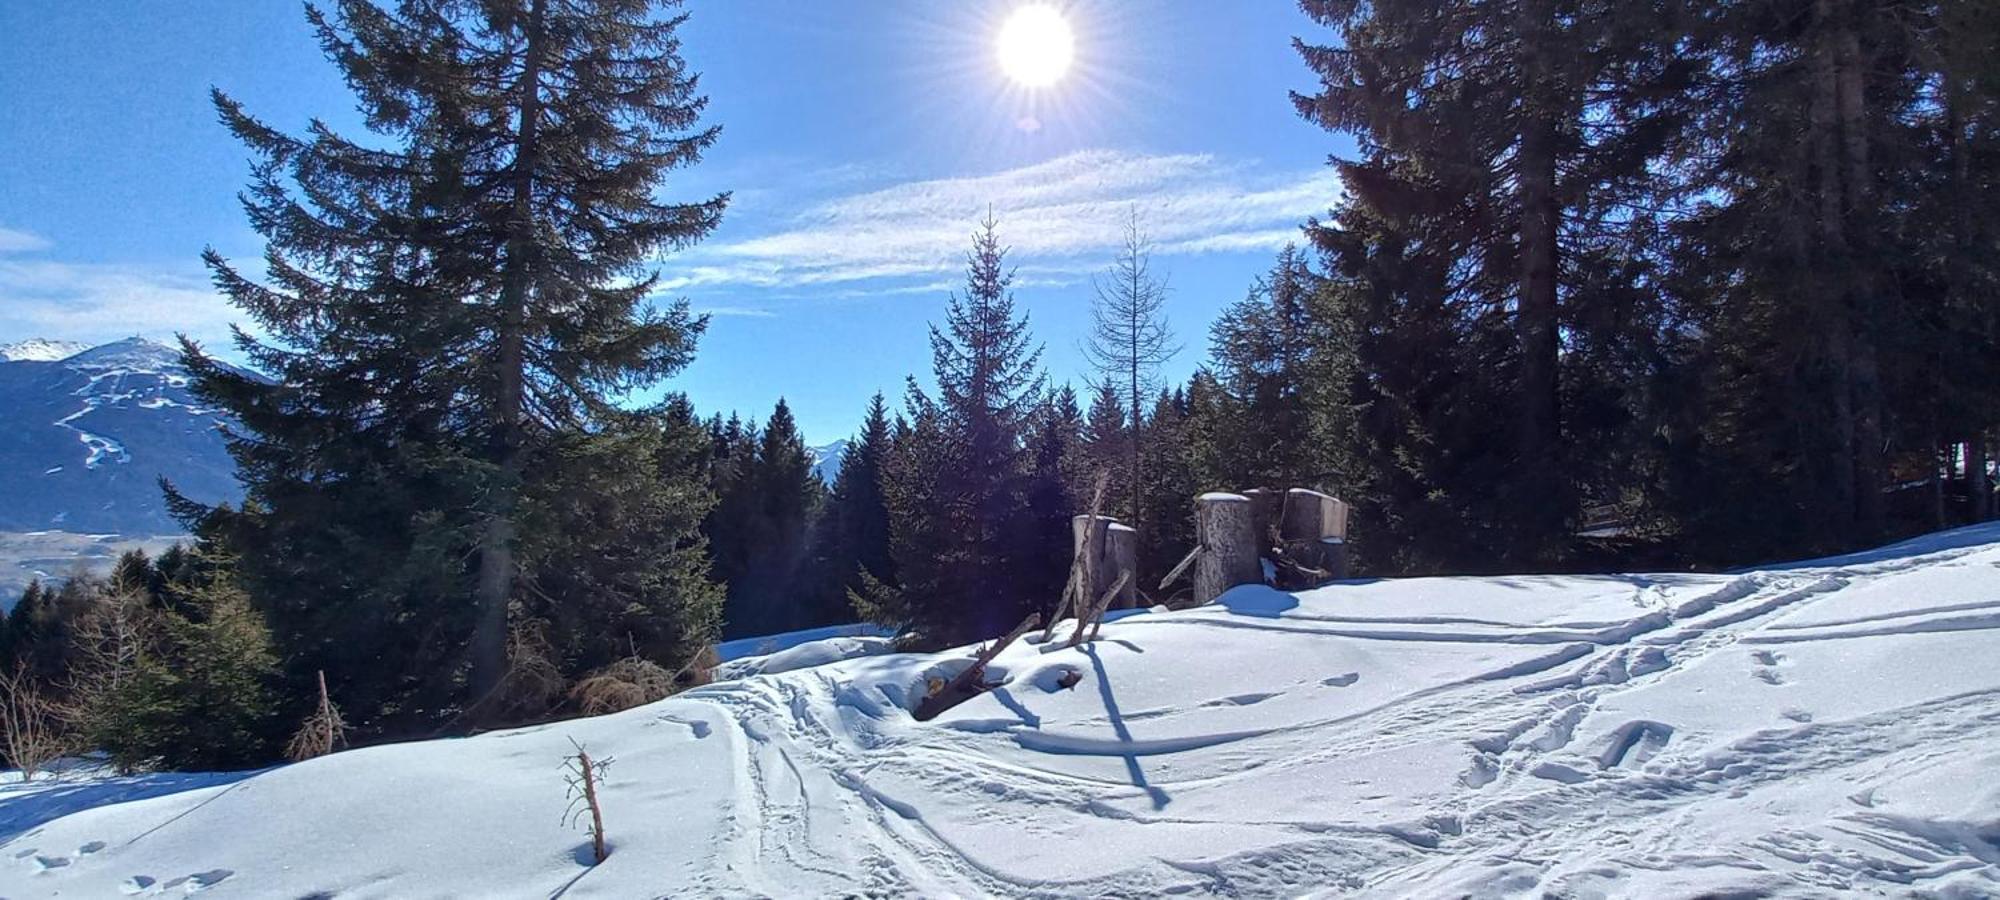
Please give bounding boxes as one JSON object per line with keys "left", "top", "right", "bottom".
{"left": 6, "top": 527, "right": 2000, "bottom": 897}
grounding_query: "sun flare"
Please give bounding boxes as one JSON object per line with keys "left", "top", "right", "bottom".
{"left": 996, "top": 5, "right": 1073, "bottom": 88}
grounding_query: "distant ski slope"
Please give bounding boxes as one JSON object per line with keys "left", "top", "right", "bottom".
{"left": 5, "top": 524, "right": 1999, "bottom": 898}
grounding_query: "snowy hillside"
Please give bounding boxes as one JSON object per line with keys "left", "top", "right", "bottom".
{"left": 5, "top": 525, "right": 2000, "bottom": 897}
{"left": 0, "top": 337, "right": 240, "bottom": 535}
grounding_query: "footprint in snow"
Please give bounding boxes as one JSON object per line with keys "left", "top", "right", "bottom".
{"left": 1751, "top": 649, "right": 1787, "bottom": 684}
{"left": 78, "top": 841, "right": 105, "bottom": 855}
{"left": 659, "top": 715, "right": 711, "bottom": 739}
{"left": 1530, "top": 761, "right": 1591, "bottom": 784}
{"left": 1781, "top": 707, "right": 1813, "bottom": 723}
{"left": 1458, "top": 753, "right": 1499, "bottom": 788}
{"left": 160, "top": 869, "right": 234, "bottom": 893}
{"left": 1322, "top": 672, "right": 1360, "bottom": 687}
{"left": 33, "top": 854, "right": 70, "bottom": 871}
{"left": 1201, "top": 691, "right": 1280, "bottom": 708}
{"left": 119, "top": 875, "right": 157, "bottom": 895}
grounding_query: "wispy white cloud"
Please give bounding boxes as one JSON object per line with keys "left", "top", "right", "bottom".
{"left": 0, "top": 227, "right": 53, "bottom": 255}
{"left": 657, "top": 149, "right": 1339, "bottom": 295}
{"left": 0, "top": 255, "right": 236, "bottom": 346}
{"left": 692, "top": 305, "right": 777, "bottom": 319}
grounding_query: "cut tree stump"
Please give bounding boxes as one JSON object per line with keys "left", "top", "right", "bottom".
{"left": 1280, "top": 489, "right": 1351, "bottom": 582}
{"left": 1072, "top": 515, "right": 1138, "bottom": 611}
{"left": 1045, "top": 474, "right": 1111, "bottom": 643}
{"left": 1193, "top": 492, "right": 1261, "bottom": 605}
{"left": 1243, "top": 488, "right": 1284, "bottom": 548}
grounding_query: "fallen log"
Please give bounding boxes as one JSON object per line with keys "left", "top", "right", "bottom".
{"left": 915, "top": 612, "right": 1041, "bottom": 721}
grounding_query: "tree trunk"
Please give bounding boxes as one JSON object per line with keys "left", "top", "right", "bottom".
{"left": 1947, "top": 57, "right": 1988, "bottom": 525}
{"left": 1837, "top": 21, "right": 1884, "bottom": 540}
{"left": 1933, "top": 440, "right": 1949, "bottom": 530}
{"left": 471, "top": 0, "right": 547, "bottom": 704}
{"left": 1972, "top": 433, "right": 1992, "bottom": 523}
{"left": 1193, "top": 493, "right": 1260, "bottom": 605}
{"left": 1130, "top": 356, "right": 1142, "bottom": 558}
{"left": 1809, "top": 0, "right": 1858, "bottom": 546}
{"left": 1515, "top": 0, "right": 1563, "bottom": 558}
{"left": 1280, "top": 489, "right": 1350, "bottom": 581}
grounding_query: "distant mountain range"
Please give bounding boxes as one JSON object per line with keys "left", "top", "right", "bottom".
{"left": 0, "top": 338, "right": 92, "bottom": 362}
{"left": 0, "top": 337, "right": 242, "bottom": 535}
{"left": 806, "top": 438, "right": 849, "bottom": 484}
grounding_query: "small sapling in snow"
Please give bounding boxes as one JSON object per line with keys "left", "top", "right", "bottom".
{"left": 563, "top": 738, "right": 612, "bottom": 864}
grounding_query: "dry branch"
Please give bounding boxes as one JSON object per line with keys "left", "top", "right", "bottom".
{"left": 1072, "top": 569, "right": 1132, "bottom": 647}
{"left": 571, "top": 657, "right": 676, "bottom": 716}
{"left": 1158, "top": 545, "right": 1203, "bottom": 592}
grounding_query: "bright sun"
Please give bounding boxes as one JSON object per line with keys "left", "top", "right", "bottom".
{"left": 996, "top": 5, "right": 1073, "bottom": 88}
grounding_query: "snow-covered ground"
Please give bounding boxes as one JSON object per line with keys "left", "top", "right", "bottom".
{"left": 5, "top": 526, "right": 2000, "bottom": 897}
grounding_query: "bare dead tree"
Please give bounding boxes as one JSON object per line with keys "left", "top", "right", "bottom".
{"left": 285, "top": 670, "right": 348, "bottom": 762}
{"left": 0, "top": 663, "right": 71, "bottom": 780}
{"left": 63, "top": 589, "right": 150, "bottom": 711}
{"left": 563, "top": 738, "right": 612, "bottom": 864}
{"left": 1083, "top": 209, "right": 1180, "bottom": 528}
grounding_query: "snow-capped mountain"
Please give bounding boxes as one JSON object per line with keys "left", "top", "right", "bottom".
{"left": 0, "top": 338, "right": 90, "bottom": 362}
{"left": 0, "top": 337, "right": 241, "bottom": 534}
{"left": 807, "top": 438, "right": 849, "bottom": 484}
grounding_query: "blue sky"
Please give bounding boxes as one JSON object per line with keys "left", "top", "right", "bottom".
{"left": 0, "top": 1, "right": 1349, "bottom": 442}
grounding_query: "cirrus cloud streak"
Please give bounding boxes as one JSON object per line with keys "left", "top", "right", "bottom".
{"left": 658, "top": 149, "right": 1339, "bottom": 295}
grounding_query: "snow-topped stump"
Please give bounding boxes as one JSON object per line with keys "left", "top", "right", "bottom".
{"left": 1279, "top": 488, "right": 1350, "bottom": 584}
{"left": 1072, "top": 515, "right": 1138, "bottom": 610}
{"left": 1193, "top": 492, "right": 1261, "bottom": 605}
{"left": 1186, "top": 488, "right": 1353, "bottom": 605}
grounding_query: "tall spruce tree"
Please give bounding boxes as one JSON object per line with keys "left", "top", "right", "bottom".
{"left": 1659, "top": 0, "right": 1952, "bottom": 558}
{"left": 814, "top": 394, "right": 895, "bottom": 625}
{"left": 1130, "top": 387, "right": 1198, "bottom": 592}
{"left": 1020, "top": 389, "right": 1083, "bottom": 616}
{"left": 884, "top": 217, "right": 1046, "bottom": 645}
{"left": 1080, "top": 380, "right": 1130, "bottom": 513}
{"left": 188, "top": 0, "right": 727, "bottom": 725}
{"left": 1295, "top": 0, "right": 1699, "bottom": 564}
{"left": 1207, "top": 246, "right": 1332, "bottom": 490}
{"left": 717, "top": 399, "right": 819, "bottom": 638}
